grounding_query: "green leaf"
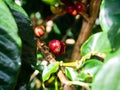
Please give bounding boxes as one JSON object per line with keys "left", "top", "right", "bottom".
{"left": 33, "top": 60, "right": 43, "bottom": 73}
{"left": 0, "top": 1, "right": 21, "bottom": 90}
{"left": 65, "top": 67, "right": 78, "bottom": 81}
{"left": 77, "top": 70, "right": 90, "bottom": 82}
{"left": 53, "top": 23, "right": 61, "bottom": 35}
{"left": 81, "top": 32, "right": 111, "bottom": 56}
{"left": 11, "top": 9, "right": 37, "bottom": 65}
{"left": 42, "top": 62, "right": 59, "bottom": 82}
{"left": 107, "top": 24, "right": 120, "bottom": 51}
{"left": 5, "top": 0, "right": 28, "bottom": 16}
{"left": 99, "top": 0, "right": 120, "bottom": 61}
{"left": 100, "top": 0, "right": 120, "bottom": 31}
{"left": 105, "top": 49, "right": 120, "bottom": 62}
{"left": 91, "top": 56, "right": 120, "bottom": 90}
{"left": 81, "top": 59, "right": 103, "bottom": 76}
{"left": 42, "top": 0, "right": 60, "bottom": 5}
{"left": 99, "top": 0, "right": 120, "bottom": 58}
{"left": 5, "top": 1, "right": 37, "bottom": 89}
{"left": 78, "top": 59, "right": 103, "bottom": 82}
{"left": 37, "top": 53, "right": 43, "bottom": 58}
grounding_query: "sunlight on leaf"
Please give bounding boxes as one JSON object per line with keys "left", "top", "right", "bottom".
{"left": 92, "top": 56, "right": 120, "bottom": 90}
{"left": 42, "top": 62, "right": 59, "bottom": 82}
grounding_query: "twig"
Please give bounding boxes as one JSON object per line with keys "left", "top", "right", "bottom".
{"left": 42, "top": 13, "right": 66, "bottom": 26}
{"left": 69, "top": 81, "right": 90, "bottom": 90}
{"left": 57, "top": 70, "right": 90, "bottom": 90}
{"left": 79, "top": 12, "right": 89, "bottom": 22}
{"left": 71, "top": 0, "right": 102, "bottom": 61}
{"left": 30, "top": 70, "right": 39, "bottom": 81}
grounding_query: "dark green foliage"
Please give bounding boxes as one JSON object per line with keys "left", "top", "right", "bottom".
{"left": 11, "top": 9, "right": 37, "bottom": 90}
{"left": 0, "top": 1, "right": 21, "bottom": 89}
{"left": 0, "top": 0, "right": 36, "bottom": 90}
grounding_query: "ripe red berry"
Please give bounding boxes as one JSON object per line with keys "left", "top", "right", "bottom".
{"left": 49, "top": 40, "right": 61, "bottom": 55}
{"left": 34, "top": 26, "right": 45, "bottom": 38}
{"left": 75, "top": 2, "right": 85, "bottom": 12}
{"left": 59, "top": 42, "right": 66, "bottom": 55}
{"left": 48, "top": 40, "right": 66, "bottom": 55}
{"left": 65, "top": 4, "right": 77, "bottom": 16}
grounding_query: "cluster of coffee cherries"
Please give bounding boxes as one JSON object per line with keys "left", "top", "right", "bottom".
{"left": 50, "top": 0, "right": 86, "bottom": 16}
{"left": 34, "top": 25, "right": 66, "bottom": 55}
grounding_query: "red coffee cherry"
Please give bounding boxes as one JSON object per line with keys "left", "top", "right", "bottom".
{"left": 65, "top": 4, "right": 77, "bottom": 16}
{"left": 59, "top": 42, "right": 66, "bottom": 55}
{"left": 49, "top": 40, "right": 61, "bottom": 55}
{"left": 48, "top": 40, "right": 66, "bottom": 55}
{"left": 34, "top": 26, "right": 45, "bottom": 38}
{"left": 75, "top": 2, "right": 85, "bottom": 12}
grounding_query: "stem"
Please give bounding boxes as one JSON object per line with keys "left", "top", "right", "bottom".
{"left": 79, "top": 12, "right": 89, "bottom": 22}
{"left": 60, "top": 60, "right": 82, "bottom": 68}
{"left": 42, "top": 14, "right": 66, "bottom": 26}
{"left": 56, "top": 72, "right": 90, "bottom": 90}
{"left": 71, "top": 0, "right": 102, "bottom": 61}
{"left": 30, "top": 70, "right": 39, "bottom": 81}
{"left": 57, "top": 70, "right": 75, "bottom": 89}
{"left": 69, "top": 81, "right": 90, "bottom": 90}
{"left": 55, "top": 78, "right": 58, "bottom": 90}
{"left": 71, "top": 20, "right": 93, "bottom": 60}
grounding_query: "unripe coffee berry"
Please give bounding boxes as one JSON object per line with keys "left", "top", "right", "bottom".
{"left": 50, "top": 5, "right": 65, "bottom": 15}
{"left": 34, "top": 26, "right": 45, "bottom": 38}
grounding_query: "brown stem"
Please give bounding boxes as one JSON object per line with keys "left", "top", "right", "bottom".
{"left": 71, "top": 0, "right": 102, "bottom": 61}
{"left": 42, "top": 13, "right": 66, "bottom": 26}
{"left": 79, "top": 12, "right": 89, "bottom": 22}
{"left": 71, "top": 20, "right": 93, "bottom": 60}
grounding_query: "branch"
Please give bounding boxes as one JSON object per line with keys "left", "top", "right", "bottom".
{"left": 57, "top": 71, "right": 90, "bottom": 90}
{"left": 79, "top": 12, "right": 89, "bottom": 22}
{"left": 71, "top": 0, "right": 102, "bottom": 61}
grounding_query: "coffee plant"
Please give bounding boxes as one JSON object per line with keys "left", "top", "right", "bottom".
{"left": 0, "top": 0, "right": 120, "bottom": 90}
